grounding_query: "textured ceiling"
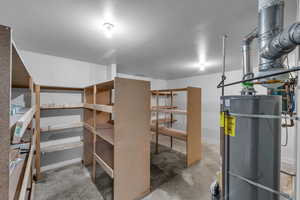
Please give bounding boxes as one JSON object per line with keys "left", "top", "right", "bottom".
{"left": 0, "top": 0, "right": 297, "bottom": 79}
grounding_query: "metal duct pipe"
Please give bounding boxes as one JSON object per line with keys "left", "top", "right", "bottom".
{"left": 258, "top": 0, "right": 284, "bottom": 71}
{"left": 261, "top": 22, "right": 300, "bottom": 59}
{"left": 242, "top": 28, "right": 258, "bottom": 78}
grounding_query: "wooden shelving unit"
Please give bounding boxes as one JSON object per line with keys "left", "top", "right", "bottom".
{"left": 36, "top": 85, "right": 84, "bottom": 172}
{"left": 151, "top": 87, "right": 202, "bottom": 167}
{"left": 83, "top": 77, "right": 151, "bottom": 200}
{"left": 0, "top": 25, "right": 38, "bottom": 200}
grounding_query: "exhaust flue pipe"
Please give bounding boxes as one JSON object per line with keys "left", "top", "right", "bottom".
{"left": 242, "top": 28, "right": 258, "bottom": 78}
{"left": 258, "top": 0, "right": 284, "bottom": 71}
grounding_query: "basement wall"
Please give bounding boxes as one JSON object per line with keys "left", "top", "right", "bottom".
{"left": 166, "top": 69, "right": 296, "bottom": 165}
{"left": 117, "top": 73, "right": 168, "bottom": 90}
{"left": 18, "top": 50, "right": 108, "bottom": 131}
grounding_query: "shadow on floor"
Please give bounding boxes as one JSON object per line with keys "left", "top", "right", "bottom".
{"left": 93, "top": 143, "right": 187, "bottom": 200}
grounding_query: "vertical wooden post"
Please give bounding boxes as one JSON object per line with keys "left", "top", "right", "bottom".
{"left": 155, "top": 92, "right": 159, "bottom": 154}
{"left": 170, "top": 91, "right": 173, "bottom": 148}
{"left": 186, "top": 87, "right": 202, "bottom": 167}
{"left": 0, "top": 25, "right": 11, "bottom": 200}
{"left": 35, "top": 85, "right": 41, "bottom": 180}
{"left": 92, "top": 85, "right": 96, "bottom": 182}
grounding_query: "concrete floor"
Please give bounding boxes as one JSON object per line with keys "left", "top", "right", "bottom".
{"left": 34, "top": 133, "right": 293, "bottom": 200}
{"left": 35, "top": 135, "right": 220, "bottom": 200}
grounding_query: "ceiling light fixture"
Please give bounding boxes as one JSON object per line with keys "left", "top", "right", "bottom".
{"left": 103, "top": 22, "right": 114, "bottom": 38}
{"left": 199, "top": 62, "right": 206, "bottom": 71}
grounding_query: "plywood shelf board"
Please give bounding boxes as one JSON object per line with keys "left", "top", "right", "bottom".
{"left": 186, "top": 87, "right": 202, "bottom": 167}
{"left": 95, "top": 124, "right": 114, "bottom": 145}
{"left": 151, "top": 106, "right": 177, "bottom": 109}
{"left": 113, "top": 77, "right": 150, "bottom": 200}
{"left": 11, "top": 43, "right": 31, "bottom": 88}
{"left": 94, "top": 153, "right": 114, "bottom": 178}
{"left": 94, "top": 104, "right": 113, "bottom": 113}
{"left": 18, "top": 134, "right": 35, "bottom": 200}
{"left": 41, "top": 103, "right": 83, "bottom": 110}
{"left": 40, "top": 85, "right": 84, "bottom": 91}
{"left": 150, "top": 126, "right": 187, "bottom": 141}
{"left": 40, "top": 122, "right": 83, "bottom": 132}
{"left": 151, "top": 118, "right": 177, "bottom": 124}
{"left": 41, "top": 136, "right": 82, "bottom": 151}
{"left": 84, "top": 103, "right": 94, "bottom": 110}
{"left": 95, "top": 80, "right": 114, "bottom": 90}
{"left": 151, "top": 108, "right": 187, "bottom": 115}
{"left": 152, "top": 88, "right": 188, "bottom": 93}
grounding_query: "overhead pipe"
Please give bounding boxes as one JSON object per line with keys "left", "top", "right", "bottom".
{"left": 261, "top": 22, "right": 300, "bottom": 59}
{"left": 242, "top": 28, "right": 258, "bottom": 78}
{"left": 258, "top": 0, "right": 284, "bottom": 71}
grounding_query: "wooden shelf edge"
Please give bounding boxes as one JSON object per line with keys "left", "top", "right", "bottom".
{"left": 18, "top": 134, "right": 35, "bottom": 200}
{"left": 151, "top": 109, "right": 187, "bottom": 115}
{"left": 40, "top": 85, "right": 84, "bottom": 91}
{"left": 150, "top": 126, "right": 187, "bottom": 141}
{"left": 94, "top": 104, "right": 113, "bottom": 113}
{"left": 152, "top": 88, "right": 188, "bottom": 93}
{"left": 12, "top": 106, "right": 36, "bottom": 144}
{"left": 83, "top": 104, "right": 114, "bottom": 113}
{"left": 151, "top": 118, "right": 177, "bottom": 124}
{"left": 41, "top": 136, "right": 82, "bottom": 153}
{"left": 151, "top": 106, "right": 177, "bottom": 110}
{"left": 83, "top": 103, "right": 94, "bottom": 110}
{"left": 83, "top": 123, "right": 95, "bottom": 134}
{"left": 94, "top": 153, "right": 114, "bottom": 179}
{"left": 95, "top": 128, "right": 114, "bottom": 146}
{"left": 41, "top": 103, "right": 84, "bottom": 110}
{"left": 41, "top": 122, "right": 83, "bottom": 132}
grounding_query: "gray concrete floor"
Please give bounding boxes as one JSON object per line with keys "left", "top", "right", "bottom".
{"left": 34, "top": 134, "right": 293, "bottom": 200}
{"left": 35, "top": 135, "right": 219, "bottom": 200}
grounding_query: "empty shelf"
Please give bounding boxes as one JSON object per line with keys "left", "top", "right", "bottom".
{"left": 41, "top": 127, "right": 84, "bottom": 142}
{"left": 94, "top": 153, "right": 114, "bottom": 178}
{"left": 95, "top": 80, "right": 114, "bottom": 90}
{"left": 12, "top": 106, "right": 36, "bottom": 144}
{"left": 40, "top": 85, "right": 84, "bottom": 91}
{"left": 151, "top": 109, "right": 187, "bottom": 115}
{"left": 84, "top": 103, "right": 94, "bottom": 110}
{"left": 41, "top": 103, "right": 83, "bottom": 110}
{"left": 151, "top": 91, "right": 177, "bottom": 95}
{"left": 41, "top": 137, "right": 82, "bottom": 153}
{"left": 84, "top": 123, "right": 95, "bottom": 134}
{"left": 95, "top": 124, "right": 114, "bottom": 145}
{"left": 151, "top": 106, "right": 177, "bottom": 109}
{"left": 151, "top": 118, "right": 177, "bottom": 124}
{"left": 152, "top": 88, "right": 188, "bottom": 93}
{"left": 94, "top": 104, "right": 113, "bottom": 113}
{"left": 151, "top": 126, "right": 187, "bottom": 141}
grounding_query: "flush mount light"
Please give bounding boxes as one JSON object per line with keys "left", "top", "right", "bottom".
{"left": 103, "top": 22, "right": 114, "bottom": 38}
{"left": 199, "top": 62, "right": 206, "bottom": 71}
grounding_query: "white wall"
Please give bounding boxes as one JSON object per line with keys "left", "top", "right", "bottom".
{"left": 20, "top": 50, "right": 107, "bottom": 87}
{"left": 19, "top": 50, "right": 108, "bottom": 129}
{"left": 117, "top": 73, "right": 167, "bottom": 90}
{"left": 167, "top": 69, "right": 296, "bottom": 165}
